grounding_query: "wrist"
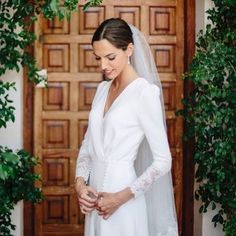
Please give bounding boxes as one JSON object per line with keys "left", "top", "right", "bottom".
{"left": 74, "top": 177, "right": 86, "bottom": 194}
{"left": 116, "top": 187, "right": 134, "bottom": 205}
{"left": 75, "top": 177, "right": 85, "bottom": 185}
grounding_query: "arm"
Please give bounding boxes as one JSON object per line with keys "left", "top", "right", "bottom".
{"left": 75, "top": 129, "right": 98, "bottom": 214}
{"left": 75, "top": 80, "right": 107, "bottom": 184}
{"left": 75, "top": 129, "right": 91, "bottom": 183}
{"left": 75, "top": 81, "right": 107, "bottom": 213}
{"left": 129, "top": 84, "right": 172, "bottom": 198}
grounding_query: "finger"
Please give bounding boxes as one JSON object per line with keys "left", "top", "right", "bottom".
{"left": 79, "top": 198, "right": 96, "bottom": 207}
{"left": 100, "top": 206, "right": 106, "bottom": 212}
{"left": 98, "top": 211, "right": 104, "bottom": 215}
{"left": 87, "top": 187, "right": 99, "bottom": 197}
{"left": 79, "top": 197, "right": 96, "bottom": 207}
{"left": 81, "top": 193, "right": 97, "bottom": 203}
{"left": 103, "top": 214, "right": 110, "bottom": 220}
{"left": 80, "top": 205, "right": 94, "bottom": 214}
{"left": 97, "top": 199, "right": 107, "bottom": 207}
{"left": 80, "top": 206, "right": 87, "bottom": 214}
{"left": 83, "top": 205, "right": 94, "bottom": 212}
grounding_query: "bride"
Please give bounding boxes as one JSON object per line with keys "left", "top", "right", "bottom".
{"left": 75, "top": 18, "right": 178, "bottom": 236}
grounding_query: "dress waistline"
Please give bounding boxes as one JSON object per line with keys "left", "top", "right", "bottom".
{"left": 89, "top": 158, "right": 136, "bottom": 192}
{"left": 91, "top": 158, "right": 134, "bottom": 167}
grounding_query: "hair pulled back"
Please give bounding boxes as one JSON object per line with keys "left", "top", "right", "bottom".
{"left": 92, "top": 18, "right": 133, "bottom": 50}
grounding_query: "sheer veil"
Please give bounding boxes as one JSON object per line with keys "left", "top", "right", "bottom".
{"left": 130, "top": 25, "right": 179, "bottom": 236}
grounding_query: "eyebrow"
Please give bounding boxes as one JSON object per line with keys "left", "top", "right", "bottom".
{"left": 93, "top": 52, "right": 116, "bottom": 58}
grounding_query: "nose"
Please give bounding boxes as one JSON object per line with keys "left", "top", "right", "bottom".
{"left": 101, "top": 58, "right": 108, "bottom": 70}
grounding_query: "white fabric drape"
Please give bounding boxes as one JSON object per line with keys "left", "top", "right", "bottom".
{"left": 130, "top": 25, "right": 178, "bottom": 236}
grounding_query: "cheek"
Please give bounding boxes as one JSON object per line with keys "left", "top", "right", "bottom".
{"left": 110, "top": 57, "right": 127, "bottom": 70}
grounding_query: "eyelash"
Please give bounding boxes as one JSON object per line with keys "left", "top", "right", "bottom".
{"left": 95, "top": 57, "right": 116, "bottom": 61}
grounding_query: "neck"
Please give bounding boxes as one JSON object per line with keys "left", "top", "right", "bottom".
{"left": 112, "top": 65, "right": 138, "bottom": 89}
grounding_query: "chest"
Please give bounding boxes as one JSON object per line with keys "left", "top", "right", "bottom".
{"left": 90, "top": 87, "right": 139, "bottom": 129}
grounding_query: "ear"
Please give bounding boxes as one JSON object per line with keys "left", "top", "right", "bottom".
{"left": 126, "top": 43, "right": 134, "bottom": 57}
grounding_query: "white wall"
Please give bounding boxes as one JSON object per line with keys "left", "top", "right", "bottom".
{"left": 0, "top": 68, "right": 23, "bottom": 236}
{"left": 194, "top": 0, "right": 224, "bottom": 236}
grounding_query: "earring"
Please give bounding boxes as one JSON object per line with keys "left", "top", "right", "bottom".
{"left": 127, "top": 56, "right": 131, "bottom": 65}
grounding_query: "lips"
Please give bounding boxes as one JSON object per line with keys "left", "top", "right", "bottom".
{"left": 104, "top": 70, "right": 113, "bottom": 77}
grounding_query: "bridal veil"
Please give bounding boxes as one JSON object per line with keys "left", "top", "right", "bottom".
{"left": 130, "top": 25, "right": 179, "bottom": 236}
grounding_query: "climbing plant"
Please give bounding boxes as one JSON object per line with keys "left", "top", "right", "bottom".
{"left": 0, "top": 1, "right": 103, "bottom": 235}
{"left": 0, "top": 0, "right": 103, "bottom": 83}
{"left": 178, "top": 0, "right": 236, "bottom": 235}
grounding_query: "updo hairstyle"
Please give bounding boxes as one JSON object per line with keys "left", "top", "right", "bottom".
{"left": 92, "top": 18, "right": 134, "bottom": 50}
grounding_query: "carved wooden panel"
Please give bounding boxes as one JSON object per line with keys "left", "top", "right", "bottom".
{"left": 162, "top": 82, "right": 176, "bottom": 110}
{"left": 166, "top": 117, "right": 176, "bottom": 149}
{"left": 114, "top": 7, "right": 140, "bottom": 28}
{"left": 43, "top": 82, "right": 69, "bottom": 110}
{"left": 79, "top": 6, "right": 105, "bottom": 34}
{"left": 171, "top": 151, "right": 177, "bottom": 187}
{"left": 43, "top": 156, "right": 69, "bottom": 186}
{"left": 78, "top": 44, "right": 100, "bottom": 72}
{"left": 34, "top": 0, "right": 185, "bottom": 235}
{"left": 43, "top": 17, "right": 69, "bottom": 34}
{"left": 78, "top": 120, "right": 88, "bottom": 147}
{"left": 78, "top": 82, "right": 99, "bottom": 110}
{"left": 43, "top": 44, "right": 69, "bottom": 72}
{"left": 150, "top": 7, "right": 176, "bottom": 35}
{"left": 151, "top": 45, "right": 175, "bottom": 72}
{"left": 43, "top": 196, "right": 69, "bottom": 224}
{"left": 171, "top": 150, "right": 182, "bottom": 220}
{"left": 78, "top": 206, "right": 85, "bottom": 225}
{"left": 43, "top": 120, "right": 69, "bottom": 148}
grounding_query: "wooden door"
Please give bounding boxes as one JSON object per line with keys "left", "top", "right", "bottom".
{"left": 34, "top": 0, "right": 184, "bottom": 235}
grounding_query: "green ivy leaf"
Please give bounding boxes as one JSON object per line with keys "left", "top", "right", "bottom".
{"left": 2, "top": 151, "right": 17, "bottom": 161}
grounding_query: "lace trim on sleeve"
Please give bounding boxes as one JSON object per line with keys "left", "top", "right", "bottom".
{"left": 130, "top": 159, "right": 171, "bottom": 197}
{"left": 75, "top": 126, "right": 91, "bottom": 182}
{"left": 75, "top": 153, "right": 91, "bottom": 183}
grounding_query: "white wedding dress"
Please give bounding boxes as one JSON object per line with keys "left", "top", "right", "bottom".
{"left": 76, "top": 77, "right": 177, "bottom": 236}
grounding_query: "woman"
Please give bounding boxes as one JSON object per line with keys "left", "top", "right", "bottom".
{"left": 75, "top": 18, "right": 178, "bottom": 236}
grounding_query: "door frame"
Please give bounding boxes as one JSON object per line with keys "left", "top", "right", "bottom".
{"left": 23, "top": 1, "right": 195, "bottom": 235}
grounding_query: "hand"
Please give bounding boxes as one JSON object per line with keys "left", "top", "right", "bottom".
{"left": 96, "top": 187, "right": 134, "bottom": 220}
{"left": 96, "top": 192, "right": 122, "bottom": 220}
{"left": 75, "top": 181, "right": 98, "bottom": 214}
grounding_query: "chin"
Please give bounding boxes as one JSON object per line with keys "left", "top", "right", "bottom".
{"left": 104, "top": 70, "right": 120, "bottom": 80}
{"left": 105, "top": 74, "right": 116, "bottom": 80}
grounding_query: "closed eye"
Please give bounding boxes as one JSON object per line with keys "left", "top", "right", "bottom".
{"left": 108, "top": 56, "right": 116, "bottom": 61}
{"left": 94, "top": 55, "right": 116, "bottom": 61}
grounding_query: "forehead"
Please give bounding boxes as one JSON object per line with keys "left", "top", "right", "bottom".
{"left": 92, "top": 39, "right": 122, "bottom": 56}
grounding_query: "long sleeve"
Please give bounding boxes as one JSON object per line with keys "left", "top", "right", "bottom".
{"left": 75, "top": 81, "right": 107, "bottom": 182}
{"left": 75, "top": 128, "right": 91, "bottom": 182}
{"left": 130, "top": 84, "right": 172, "bottom": 198}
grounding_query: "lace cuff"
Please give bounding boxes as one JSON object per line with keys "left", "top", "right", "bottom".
{"left": 130, "top": 160, "right": 171, "bottom": 198}
{"left": 75, "top": 155, "right": 91, "bottom": 183}
{"left": 75, "top": 129, "right": 91, "bottom": 183}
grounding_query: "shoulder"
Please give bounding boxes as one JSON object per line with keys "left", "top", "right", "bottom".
{"left": 136, "top": 77, "right": 160, "bottom": 98}
{"left": 135, "top": 79, "right": 163, "bottom": 120}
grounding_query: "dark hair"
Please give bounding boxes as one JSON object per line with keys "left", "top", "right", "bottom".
{"left": 92, "top": 18, "right": 133, "bottom": 50}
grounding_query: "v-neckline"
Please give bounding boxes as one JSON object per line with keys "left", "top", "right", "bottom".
{"left": 103, "top": 77, "right": 141, "bottom": 119}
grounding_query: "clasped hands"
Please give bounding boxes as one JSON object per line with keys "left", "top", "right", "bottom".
{"left": 77, "top": 185, "right": 121, "bottom": 220}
